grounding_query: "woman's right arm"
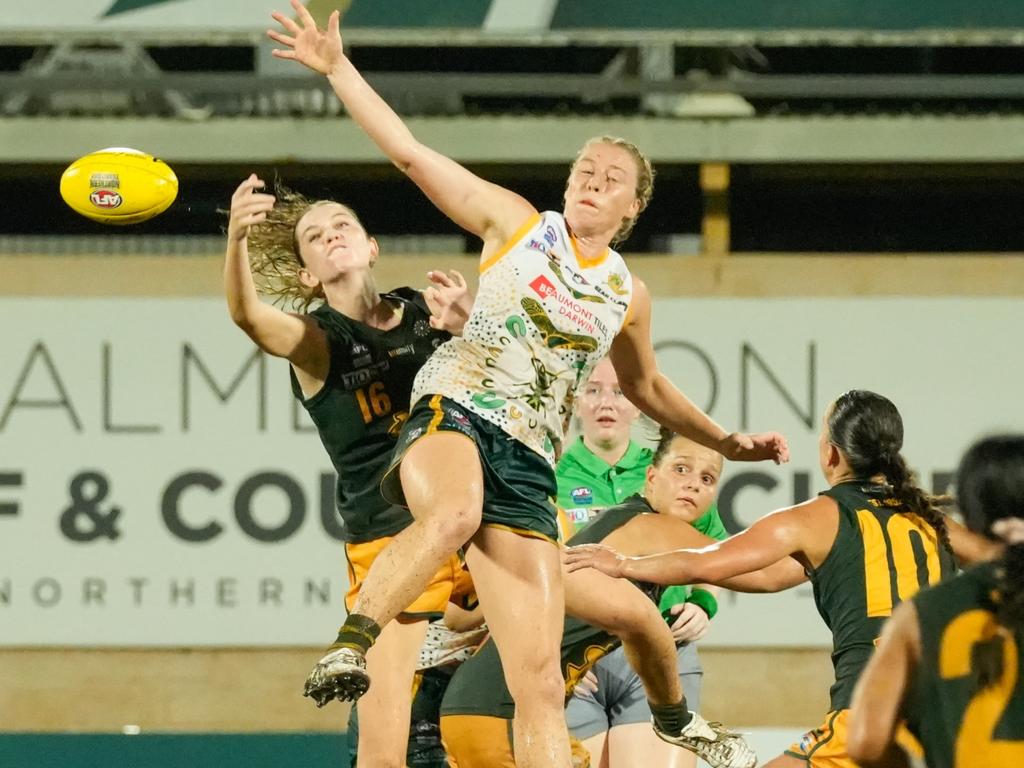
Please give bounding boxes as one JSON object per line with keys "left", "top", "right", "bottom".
{"left": 268, "top": 2, "right": 536, "bottom": 254}
{"left": 224, "top": 174, "right": 325, "bottom": 370}
{"left": 565, "top": 500, "right": 824, "bottom": 585}
{"left": 599, "top": 512, "right": 808, "bottom": 593}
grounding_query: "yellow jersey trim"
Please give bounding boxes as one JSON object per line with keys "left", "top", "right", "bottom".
{"left": 482, "top": 521, "right": 558, "bottom": 545}
{"left": 479, "top": 213, "right": 542, "bottom": 274}
{"left": 571, "top": 231, "right": 609, "bottom": 270}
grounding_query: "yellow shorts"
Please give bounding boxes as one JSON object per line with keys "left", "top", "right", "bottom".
{"left": 786, "top": 710, "right": 923, "bottom": 767}
{"left": 441, "top": 714, "right": 591, "bottom": 768}
{"left": 344, "top": 536, "right": 462, "bottom": 618}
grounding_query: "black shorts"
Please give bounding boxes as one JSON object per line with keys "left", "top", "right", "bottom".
{"left": 381, "top": 394, "right": 559, "bottom": 542}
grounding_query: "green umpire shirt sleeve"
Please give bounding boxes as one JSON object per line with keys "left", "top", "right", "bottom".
{"left": 692, "top": 505, "right": 729, "bottom": 542}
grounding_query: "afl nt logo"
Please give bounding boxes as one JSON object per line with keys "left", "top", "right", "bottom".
{"left": 90, "top": 189, "right": 123, "bottom": 209}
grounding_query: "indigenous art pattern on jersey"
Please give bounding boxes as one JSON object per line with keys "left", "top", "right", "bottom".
{"left": 412, "top": 211, "right": 633, "bottom": 465}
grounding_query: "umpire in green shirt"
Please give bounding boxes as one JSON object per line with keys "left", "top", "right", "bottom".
{"left": 556, "top": 357, "right": 729, "bottom": 768}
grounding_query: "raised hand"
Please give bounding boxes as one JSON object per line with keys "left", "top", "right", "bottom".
{"left": 268, "top": 0, "right": 345, "bottom": 76}
{"left": 424, "top": 269, "right": 473, "bottom": 335}
{"left": 720, "top": 431, "right": 790, "bottom": 464}
{"left": 228, "top": 174, "right": 275, "bottom": 242}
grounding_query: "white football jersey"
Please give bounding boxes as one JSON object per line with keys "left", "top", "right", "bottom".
{"left": 412, "top": 211, "right": 634, "bottom": 465}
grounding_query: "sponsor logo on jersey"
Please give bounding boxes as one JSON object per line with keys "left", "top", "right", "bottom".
{"left": 448, "top": 411, "right": 471, "bottom": 430}
{"left": 570, "top": 486, "right": 594, "bottom": 505}
{"left": 414, "top": 319, "right": 432, "bottom": 337}
{"left": 89, "top": 189, "right": 122, "bottom": 209}
{"left": 606, "top": 272, "right": 629, "bottom": 296}
{"left": 592, "top": 281, "right": 629, "bottom": 310}
{"left": 387, "top": 343, "right": 416, "bottom": 358}
{"left": 567, "top": 507, "right": 590, "bottom": 524}
{"left": 570, "top": 270, "right": 590, "bottom": 287}
{"left": 341, "top": 360, "right": 389, "bottom": 389}
{"left": 543, "top": 225, "right": 558, "bottom": 247}
{"left": 529, "top": 274, "right": 558, "bottom": 300}
{"left": 526, "top": 238, "right": 548, "bottom": 253}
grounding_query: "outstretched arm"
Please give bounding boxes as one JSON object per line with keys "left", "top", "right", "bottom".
{"left": 847, "top": 600, "right": 920, "bottom": 767}
{"left": 268, "top": 2, "right": 535, "bottom": 253}
{"left": 584, "top": 508, "right": 809, "bottom": 593}
{"left": 610, "top": 279, "right": 789, "bottom": 464}
{"left": 224, "top": 174, "right": 326, "bottom": 373}
{"left": 565, "top": 503, "right": 812, "bottom": 586}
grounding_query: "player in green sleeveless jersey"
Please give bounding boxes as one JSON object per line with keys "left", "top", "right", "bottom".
{"left": 270, "top": 8, "right": 789, "bottom": 766}
{"left": 557, "top": 361, "right": 730, "bottom": 768}
{"left": 567, "top": 390, "right": 984, "bottom": 768}
{"left": 848, "top": 434, "right": 1024, "bottom": 768}
{"left": 224, "top": 175, "right": 472, "bottom": 768}
{"left": 440, "top": 431, "right": 803, "bottom": 768}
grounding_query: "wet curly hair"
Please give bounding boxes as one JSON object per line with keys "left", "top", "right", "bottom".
{"left": 244, "top": 183, "right": 365, "bottom": 311}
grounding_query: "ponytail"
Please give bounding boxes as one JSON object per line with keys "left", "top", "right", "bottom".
{"left": 972, "top": 542, "right": 1024, "bottom": 691}
{"left": 882, "top": 451, "right": 953, "bottom": 557}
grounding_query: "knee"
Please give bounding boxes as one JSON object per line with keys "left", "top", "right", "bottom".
{"left": 506, "top": 656, "right": 566, "bottom": 709}
{"left": 608, "top": 597, "right": 664, "bottom": 641}
{"left": 429, "top": 504, "right": 481, "bottom": 548}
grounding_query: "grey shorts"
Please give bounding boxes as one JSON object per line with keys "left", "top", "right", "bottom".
{"left": 565, "top": 642, "right": 703, "bottom": 740}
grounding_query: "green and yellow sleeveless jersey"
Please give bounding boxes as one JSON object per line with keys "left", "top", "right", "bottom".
{"left": 905, "top": 562, "right": 1024, "bottom": 768}
{"left": 290, "top": 288, "right": 448, "bottom": 543}
{"left": 812, "top": 481, "right": 957, "bottom": 710}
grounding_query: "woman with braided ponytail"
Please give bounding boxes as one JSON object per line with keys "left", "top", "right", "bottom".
{"left": 848, "top": 434, "right": 1024, "bottom": 767}
{"left": 567, "top": 389, "right": 975, "bottom": 768}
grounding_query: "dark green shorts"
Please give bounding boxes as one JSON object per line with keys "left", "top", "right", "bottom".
{"left": 381, "top": 394, "right": 559, "bottom": 542}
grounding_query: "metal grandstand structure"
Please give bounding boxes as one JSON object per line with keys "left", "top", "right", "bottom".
{"left": 3, "top": 23, "right": 1024, "bottom": 164}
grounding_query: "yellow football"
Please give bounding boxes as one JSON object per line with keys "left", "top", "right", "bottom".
{"left": 59, "top": 147, "right": 178, "bottom": 225}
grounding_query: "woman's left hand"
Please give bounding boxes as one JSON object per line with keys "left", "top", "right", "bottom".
{"left": 668, "top": 602, "right": 711, "bottom": 642}
{"left": 424, "top": 269, "right": 472, "bottom": 335}
{"left": 563, "top": 544, "right": 628, "bottom": 578}
{"left": 720, "top": 431, "right": 790, "bottom": 464}
{"left": 268, "top": 0, "right": 346, "bottom": 77}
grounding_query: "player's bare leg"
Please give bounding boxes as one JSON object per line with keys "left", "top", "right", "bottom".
{"left": 466, "top": 526, "right": 573, "bottom": 768}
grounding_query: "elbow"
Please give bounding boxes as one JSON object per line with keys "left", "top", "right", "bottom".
{"left": 226, "top": 302, "right": 250, "bottom": 329}
{"left": 618, "top": 375, "right": 655, "bottom": 411}
{"left": 845, "top": 720, "right": 886, "bottom": 766}
{"left": 391, "top": 139, "right": 428, "bottom": 177}
{"left": 226, "top": 301, "right": 259, "bottom": 336}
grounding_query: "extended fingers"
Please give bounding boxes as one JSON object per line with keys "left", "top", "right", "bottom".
{"left": 426, "top": 270, "right": 454, "bottom": 288}
{"left": 327, "top": 9, "right": 341, "bottom": 39}
{"left": 291, "top": 0, "right": 317, "bottom": 29}
{"left": 775, "top": 434, "right": 791, "bottom": 464}
{"left": 267, "top": 29, "right": 297, "bottom": 49}
{"left": 270, "top": 10, "right": 300, "bottom": 35}
{"left": 233, "top": 195, "right": 276, "bottom": 223}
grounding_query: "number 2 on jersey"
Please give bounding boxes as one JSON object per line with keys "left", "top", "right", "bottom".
{"left": 355, "top": 381, "right": 392, "bottom": 423}
{"left": 939, "top": 609, "right": 1023, "bottom": 766}
{"left": 857, "top": 510, "right": 943, "bottom": 617}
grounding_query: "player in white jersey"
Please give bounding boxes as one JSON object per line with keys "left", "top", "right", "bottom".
{"left": 269, "top": 5, "right": 788, "bottom": 767}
